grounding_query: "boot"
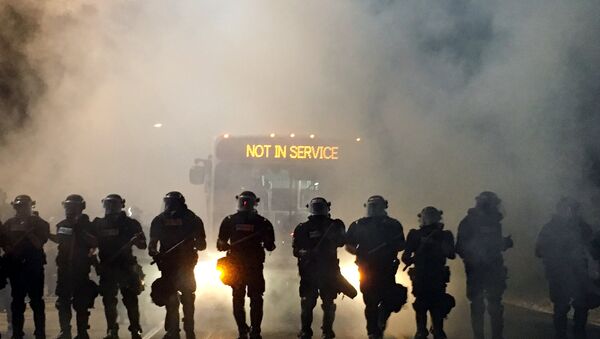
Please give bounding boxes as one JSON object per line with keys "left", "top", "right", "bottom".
{"left": 56, "top": 307, "right": 72, "bottom": 339}
{"left": 130, "top": 331, "right": 142, "bottom": 339}
{"left": 488, "top": 300, "right": 505, "bottom": 339}
{"left": 73, "top": 332, "right": 89, "bottom": 339}
{"left": 297, "top": 330, "right": 312, "bottom": 339}
{"left": 470, "top": 302, "right": 485, "bottom": 339}
{"left": 414, "top": 310, "right": 428, "bottom": 339}
{"left": 162, "top": 332, "right": 181, "bottom": 339}
{"left": 300, "top": 297, "right": 316, "bottom": 339}
{"left": 55, "top": 331, "right": 72, "bottom": 339}
{"left": 103, "top": 328, "right": 119, "bottom": 339}
{"left": 553, "top": 304, "right": 569, "bottom": 339}
{"left": 431, "top": 313, "right": 447, "bottom": 339}
{"left": 573, "top": 307, "right": 588, "bottom": 339}
{"left": 249, "top": 296, "right": 264, "bottom": 339}
{"left": 237, "top": 325, "right": 250, "bottom": 339}
{"left": 321, "top": 303, "right": 336, "bottom": 339}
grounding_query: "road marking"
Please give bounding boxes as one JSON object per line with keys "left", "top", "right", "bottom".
{"left": 143, "top": 321, "right": 164, "bottom": 339}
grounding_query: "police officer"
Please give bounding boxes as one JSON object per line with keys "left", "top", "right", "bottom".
{"left": 0, "top": 195, "right": 49, "bottom": 339}
{"left": 345, "top": 196, "right": 405, "bottom": 339}
{"left": 94, "top": 194, "right": 146, "bottom": 339}
{"left": 52, "top": 195, "right": 98, "bottom": 339}
{"left": 536, "top": 197, "right": 592, "bottom": 339}
{"left": 149, "top": 192, "right": 206, "bottom": 339}
{"left": 217, "top": 191, "right": 275, "bottom": 339}
{"left": 402, "top": 207, "right": 455, "bottom": 339}
{"left": 456, "top": 191, "right": 513, "bottom": 339}
{"left": 293, "top": 198, "right": 345, "bottom": 339}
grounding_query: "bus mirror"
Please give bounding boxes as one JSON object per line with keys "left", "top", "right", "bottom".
{"left": 189, "top": 165, "right": 206, "bottom": 185}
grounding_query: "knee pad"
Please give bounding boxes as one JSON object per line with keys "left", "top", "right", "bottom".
{"left": 412, "top": 299, "right": 429, "bottom": 313}
{"left": 470, "top": 298, "right": 485, "bottom": 314}
{"left": 322, "top": 302, "right": 336, "bottom": 313}
{"left": 250, "top": 296, "right": 263, "bottom": 309}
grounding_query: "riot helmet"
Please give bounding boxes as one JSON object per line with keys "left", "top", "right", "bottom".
{"left": 418, "top": 206, "right": 443, "bottom": 226}
{"left": 163, "top": 191, "right": 186, "bottom": 214}
{"left": 102, "top": 194, "right": 125, "bottom": 215}
{"left": 307, "top": 197, "right": 331, "bottom": 216}
{"left": 475, "top": 191, "right": 502, "bottom": 211}
{"left": 12, "top": 194, "right": 35, "bottom": 217}
{"left": 237, "top": 191, "right": 259, "bottom": 212}
{"left": 62, "top": 194, "right": 86, "bottom": 219}
{"left": 365, "top": 195, "right": 388, "bottom": 217}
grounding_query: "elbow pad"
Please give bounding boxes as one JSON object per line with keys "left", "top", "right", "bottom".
{"left": 264, "top": 242, "right": 276, "bottom": 252}
{"left": 217, "top": 239, "right": 230, "bottom": 252}
{"left": 194, "top": 238, "right": 207, "bottom": 251}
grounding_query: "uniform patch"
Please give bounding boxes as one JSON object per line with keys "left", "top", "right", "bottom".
{"left": 100, "top": 228, "right": 119, "bottom": 237}
{"left": 10, "top": 223, "right": 27, "bottom": 232}
{"left": 58, "top": 227, "right": 73, "bottom": 235}
{"left": 235, "top": 224, "right": 255, "bottom": 232}
{"left": 164, "top": 219, "right": 183, "bottom": 226}
{"left": 309, "top": 230, "right": 322, "bottom": 239}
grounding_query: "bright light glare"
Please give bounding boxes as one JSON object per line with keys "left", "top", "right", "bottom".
{"left": 356, "top": 137, "right": 361, "bottom": 142}
{"left": 290, "top": 133, "right": 296, "bottom": 138}
{"left": 194, "top": 256, "right": 226, "bottom": 290}
{"left": 270, "top": 133, "right": 276, "bottom": 138}
{"left": 153, "top": 123, "right": 163, "bottom": 128}
{"left": 340, "top": 263, "right": 361, "bottom": 289}
{"left": 309, "top": 134, "right": 315, "bottom": 139}
{"left": 223, "top": 133, "right": 230, "bottom": 139}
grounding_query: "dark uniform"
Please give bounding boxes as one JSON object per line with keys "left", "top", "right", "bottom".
{"left": 94, "top": 211, "right": 146, "bottom": 338}
{"left": 0, "top": 197, "right": 49, "bottom": 339}
{"left": 402, "top": 207, "right": 455, "bottom": 339}
{"left": 150, "top": 192, "right": 206, "bottom": 339}
{"left": 346, "top": 196, "right": 405, "bottom": 339}
{"left": 53, "top": 214, "right": 98, "bottom": 339}
{"left": 456, "top": 192, "right": 512, "bottom": 339}
{"left": 536, "top": 198, "right": 592, "bottom": 339}
{"left": 217, "top": 192, "right": 275, "bottom": 339}
{"left": 293, "top": 199, "right": 345, "bottom": 339}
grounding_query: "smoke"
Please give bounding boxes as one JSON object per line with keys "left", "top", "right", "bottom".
{"left": 1, "top": 0, "right": 600, "bottom": 336}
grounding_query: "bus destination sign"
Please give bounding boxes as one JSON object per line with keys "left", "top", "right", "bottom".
{"left": 246, "top": 144, "right": 339, "bottom": 160}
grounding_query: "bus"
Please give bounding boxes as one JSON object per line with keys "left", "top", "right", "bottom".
{"left": 189, "top": 133, "right": 366, "bottom": 245}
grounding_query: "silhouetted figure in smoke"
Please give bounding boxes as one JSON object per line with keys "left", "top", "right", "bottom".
{"left": 536, "top": 197, "right": 592, "bottom": 339}
{"left": 217, "top": 191, "right": 276, "bottom": 339}
{"left": 51, "top": 195, "right": 98, "bottom": 339}
{"left": 403, "top": 207, "right": 456, "bottom": 339}
{"left": 293, "top": 197, "right": 346, "bottom": 339}
{"left": 0, "top": 189, "right": 13, "bottom": 334}
{"left": 93, "top": 194, "right": 146, "bottom": 339}
{"left": 456, "top": 191, "right": 513, "bottom": 339}
{"left": 346, "top": 196, "right": 406, "bottom": 339}
{"left": 0, "top": 195, "right": 49, "bottom": 339}
{"left": 149, "top": 192, "right": 206, "bottom": 339}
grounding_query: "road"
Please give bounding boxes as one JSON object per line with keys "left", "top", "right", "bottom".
{"left": 0, "top": 255, "right": 598, "bottom": 339}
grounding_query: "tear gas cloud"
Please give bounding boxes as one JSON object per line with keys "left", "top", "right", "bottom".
{"left": 1, "top": 0, "right": 599, "bottom": 336}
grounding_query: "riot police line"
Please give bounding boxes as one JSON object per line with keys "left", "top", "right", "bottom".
{"left": 0, "top": 191, "right": 597, "bottom": 339}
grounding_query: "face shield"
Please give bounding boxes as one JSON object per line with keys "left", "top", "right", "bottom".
{"left": 308, "top": 198, "right": 330, "bottom": 216}
{"left": 237, "top": 195, "right": 258, "bottom": 212}
{"left": 103, "top": 199, "right": 123, "bottom": 215}
{"left": 418, "top": 207, "right": 443, "bottom": 227}
{"left": 13, "top": 200, "right": 34, "bottom": 217}
{"left": 163, "top": 197, "right": 183, "bottom": 213}
{"left": 63, "top": 201, "right": 84, "bottom": 219}
{"left": 366, "top": 200, "right": 387, "bottom": 217}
